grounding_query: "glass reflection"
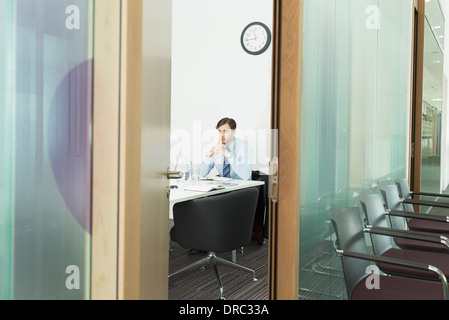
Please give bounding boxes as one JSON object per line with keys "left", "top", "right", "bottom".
{"left": 421, "top": 0, "right": 445, "bottom": 193}
{"left": 0, "top": 0, "right": 93, "bottom": 299}
{"left": 300, "top": 0, "right": 412, "bottom": 300}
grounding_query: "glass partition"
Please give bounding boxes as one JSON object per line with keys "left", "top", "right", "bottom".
{"left": 421, "top": 0, "right": 444, "bottom": 193}
{"left": 299, "top": 0, "right": 413, "bottom": 299}
{"left": 0, "top": 0, "right": 93, "bottom": 299}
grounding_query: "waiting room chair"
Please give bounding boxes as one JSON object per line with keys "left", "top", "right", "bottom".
{"left": 331, "top": 207, "right": 448, "bottom": 300}
{"left": 359, "top": 194, "right": 449, "bottom": 280}
{"left": 360, "top": 193, "right": 449, "bottom": 253}
{"left": 395, "top": 178, "right": 449, "bottom": 212}
{"left": 169, "top": 187, "right": 259, "bottom": 300}
{"left": 381, "top": 184, "right": 449, "bottom": 238}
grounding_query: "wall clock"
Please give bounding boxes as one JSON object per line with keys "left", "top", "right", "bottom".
{"left": 240, "top": 21, "right": 271, "bottom": 55}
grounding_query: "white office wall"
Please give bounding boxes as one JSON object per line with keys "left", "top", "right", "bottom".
{"left": 439, "top": 0, "right": 449, "bottom": 190}
{"left": 170, "top": 0, "right": 273, "bottom": 172}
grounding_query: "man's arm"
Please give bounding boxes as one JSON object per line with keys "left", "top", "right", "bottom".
{"left": 199, "top": 149, "right": 215, "bottom": 178}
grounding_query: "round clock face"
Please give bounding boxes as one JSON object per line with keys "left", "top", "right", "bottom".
{"left": 241, "top": 22, "right": 271, "bottom": 55}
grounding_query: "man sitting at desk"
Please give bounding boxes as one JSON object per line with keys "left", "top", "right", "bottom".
{"left": 200, "top": 117, "right": 252, "bottom": 180}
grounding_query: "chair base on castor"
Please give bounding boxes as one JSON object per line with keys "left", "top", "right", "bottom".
{"left": 169, "top": 252, "right": 257, "bottom": 300}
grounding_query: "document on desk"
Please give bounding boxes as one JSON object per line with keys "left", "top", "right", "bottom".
{"left": 200, "top": 177, "right": 233, "bottom": 182}
{"left": 184, "top": 184, "right": 227, "bottom": 192}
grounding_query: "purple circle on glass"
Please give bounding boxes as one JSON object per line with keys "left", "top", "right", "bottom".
{"left": 48, "top": 60, "right": 93, "bottom": 233}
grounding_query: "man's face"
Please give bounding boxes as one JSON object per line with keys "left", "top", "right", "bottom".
{"left": 217, "top": 124, "right": 235, "bottom": 145}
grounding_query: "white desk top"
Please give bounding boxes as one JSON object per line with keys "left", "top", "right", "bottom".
{"left": 169, "top": 179, "right": 264, "bottom": 205}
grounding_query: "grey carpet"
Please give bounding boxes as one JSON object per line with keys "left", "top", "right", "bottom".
{"left": 299, "top": 239, "right": 346, "bottom": 300}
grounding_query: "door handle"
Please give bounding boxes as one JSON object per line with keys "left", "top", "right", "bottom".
{"left": 167, "top": 168, "right": 183, "bottom": 179}
{"left": 268, "top": 157, "right": 279, "bottom": 203}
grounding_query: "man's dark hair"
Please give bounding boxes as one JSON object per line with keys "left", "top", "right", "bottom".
{"left": 216, "top": 118, "right": 237, "bottom": 130}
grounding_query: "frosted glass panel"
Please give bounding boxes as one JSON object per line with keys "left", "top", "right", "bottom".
{"left": 421, "top": 0, "right": 444, "bottom": 193}
{"left": 0, "top": 0, "right": 15, "bottom": 299}
{"left": 0, "top": 0, "right": 93, "bottom": 299}
{"left": 299, "top": 0, "right": 412, "bottom": 300}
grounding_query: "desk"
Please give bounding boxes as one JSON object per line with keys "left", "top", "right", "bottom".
{"left": 170, "top": 179, "right": 265, "bottom": 207}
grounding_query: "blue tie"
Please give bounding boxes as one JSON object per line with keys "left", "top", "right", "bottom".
{"left": 223, "top": 157, "right": 231, "bottom": 178}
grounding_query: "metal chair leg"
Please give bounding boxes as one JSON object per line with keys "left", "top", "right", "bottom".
{"left": 215, "top": 255, "right": 258, "bottom": 281}
{"left": 211, "top": 256, "right": 225, "bottom": 300}
{"left": 169, "top": 252, "right": 257, "bottom": 300}
{"left": 168, "top": 255, "right": 210, "bottom": 278}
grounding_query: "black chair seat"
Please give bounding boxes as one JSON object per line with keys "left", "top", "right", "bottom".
{"left": 407, "top": 218, "right": 449, "bottom": 235}
{"left": 394, "top": 237, "right": 449, "bottom": 253}
{"left": 379, "top": 248, "right": 449, "bottom": 280}
{"left": 352, "top": 275, "right": 445, "bottom": 300}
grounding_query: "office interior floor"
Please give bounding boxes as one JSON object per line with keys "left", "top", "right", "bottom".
{"left": 299, "top": 239, "right": 346, "bottom": 300}
{"left": 168, "top": 220, "right": 268, "bottom": 300}
{"left": 421, "top": 155, "right": 441, "bottom": 193}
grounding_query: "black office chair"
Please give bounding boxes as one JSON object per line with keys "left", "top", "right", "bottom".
{"left": 169, "top": 188, "right": 259, "bottom": 300}
{"left": 252, "top": 170, "right": 269, "bottom": 242}
{"left": 331, "top": 207, "right": 448, "bottom": 300}
{"left": 359, "top": 194, "right": 449, "bottom": 280}
{"left": 381, "top": 184, "right": 449, "bottom": 237}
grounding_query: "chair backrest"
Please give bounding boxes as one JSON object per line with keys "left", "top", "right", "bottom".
{"left": 252, "top": 170, "right": 269, "bottom": 237}
{"left": 251, "top": 170, "right": 269, "bottom": 216}
{"left": 251, "top": 171, "right": 268, "bottom": 202}
{"left": 331, "top": 207, "right": 372, "bottom": 299}
{"left": 379, "top": 185, "right": 408, "bottom": 230}
{"left": 394, "top": 178, "right": 415, "bottom": 211}
{"left": 173, "top": 187, "right": 259, "bottom": 252}
{"left": 359, "top": 194, "right": 393, "bottom": 255}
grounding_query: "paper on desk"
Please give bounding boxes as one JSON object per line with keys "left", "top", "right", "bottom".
{"left": 200, "top": 176, "right": 233, "bottom": 182}
{"left": 184, "top": 184, "right": 226, "bottom": 192}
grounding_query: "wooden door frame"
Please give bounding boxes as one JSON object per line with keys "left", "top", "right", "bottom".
{"left": 91, "top": 0, "right": 121, "bottom": 299}
{"left": 410, "top": 0, "right": 425, "bottom": 195}
{"left": 91, "top": 0, "right": 169, "bottom": 300}
{"left": 269, "top": 0, "right": 302, "bottom": 300}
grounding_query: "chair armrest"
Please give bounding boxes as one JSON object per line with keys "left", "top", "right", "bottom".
{"left": 412, "top": 191, "right": 449, "bottom": 198}
{"left": 364, "top": 225, "right": 449, "bottom": 249}
{"left": 403, "top": 198, "right": 449, "bottom": 209}
{"left": 336, "top": 249, "right": 449, "bottom": 299}
{"left": 387, "top": 209, "right": 449, "bottom": 223}
{"left": 337, "top": 249, "right": 440, "bottom": 273}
